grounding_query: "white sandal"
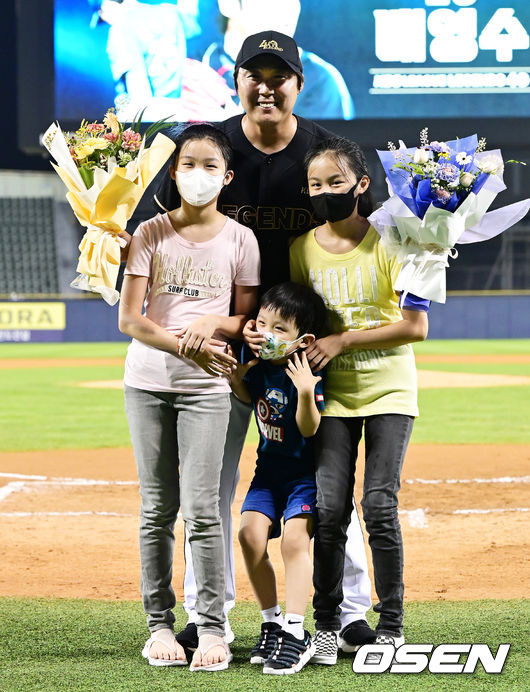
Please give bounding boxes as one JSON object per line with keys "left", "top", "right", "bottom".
{"left": 189, "top": 635, "right": 232, "bottom": 672}
{"left": 141, "top": 628, "right": 188, "bottom": 667}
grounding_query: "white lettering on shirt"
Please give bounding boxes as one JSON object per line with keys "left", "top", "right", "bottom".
{"left": 330, "top": 349, "right": 389, "bottom": 371}
{"left": 257, "top": 417, "right": 284, "bottom": 442}
{"left": 152, "top": 252, "right": 230, "bottom": 298}
{"left": 309, "top": 265, "right": 381, "bottom": 328}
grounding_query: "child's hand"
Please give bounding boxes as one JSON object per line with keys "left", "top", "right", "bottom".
{"left": 243, "top": 319, "right": 265, "bottom": 357}
{"left": 188, "top": 339, "right": 237, "bottom": 377}
{"left": 231, "top": 357, "right": 259, "bottom": 384}
{"left": 176, "top": 316, "right": 219, "bottom": 358}
{"left": 228, "top": 357, "right": 258, "bottom": 404}
{"left": 285, "top": 351, "right": 322, "bottom": 393}
{"left": 304, "top": 334, "right": 344, "bottom": 371}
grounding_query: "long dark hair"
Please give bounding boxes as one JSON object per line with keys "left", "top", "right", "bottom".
{"left": 304, "top": 137, "right": 374, "bottom": 218}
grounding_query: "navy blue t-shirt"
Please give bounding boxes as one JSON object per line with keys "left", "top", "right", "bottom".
{"left": 243, "top": 359, "right": 325, "bottom": 478}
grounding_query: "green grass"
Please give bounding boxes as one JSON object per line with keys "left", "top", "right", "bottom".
{"left": 412, "top": 339, "right": 530, "bottom": 443}
{"left": 413, "top": 339, "right": 530, "bottom": 355}
{"left": 0, "top": 341, "right": 529, "bottom": 451}
{"left": 0, "top": 365, "right": 130, "bottom": 450}
{"left": 0, "top": 342, "right": 528, "bottom": 689}
{"left": 0, "top": 598, "right": 527, "bottom": 691}
{"left": 413, "top": 387, "right": 530, "bottom": 443}
{"left": 0, "top": 342, "right": 128, "bottom": 359}
{"left": 246, "top": 388, "right": 530, "bottom": 446}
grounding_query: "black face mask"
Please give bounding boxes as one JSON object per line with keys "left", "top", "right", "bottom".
{"left": 310, "top": 182, "right": 360, "bottom": 223}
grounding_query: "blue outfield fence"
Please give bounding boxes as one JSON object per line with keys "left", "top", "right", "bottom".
{"left": 0, "top": 292, "right": 529, "bottom": 343}
{"left": 426, "top": 292, "right": 530, "bottom": 339}
{"left": 0, "top": 296, "right": 127, "bottom": 343}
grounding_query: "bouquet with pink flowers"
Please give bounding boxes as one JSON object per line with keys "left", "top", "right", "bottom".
{"left": 369, "top": 129, "right": 530, "bottom": 303}
{"left": 43, "top": 109, "right": 175, "bottom": 305}
{"left": 65, "top": 112, "right": 144, "bottom": 188}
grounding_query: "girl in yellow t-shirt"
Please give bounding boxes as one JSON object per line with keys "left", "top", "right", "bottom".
{"left": 289, "top": 136, "right": 429, "bottom": 660}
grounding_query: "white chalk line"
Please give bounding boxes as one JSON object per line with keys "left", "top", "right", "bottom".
{"left": 1, "top": 476, "right": 527, "bottom": 527}
{"left": 0, "top": 481, "right": 25, "bottom": 501}
{"left": 0, "top": 477, "right": 138, "bottom": 508}
{"left": 453, "top": 507, "right": 529, "bottom": 515}
{"left": 405, "top": 476, "right": 530, "bottom": 485}
{"left": 0, "top": 472, "right": 47, "bottom": 480}
{"left": 3, "top": 472, "right": 529, "bottom": 487}
{"left": 0, "top": 505, "right": 526, "bottom": 524}
{"left": 2, "top": 472, "right": 528, "bottom": 485}
{"left": 4, "top": 472, "right": 528, "bottom": 485}
{"left": 0, "top": 511, "right": 134, "bottom": 518}
{"left": 0, "top": 472, "right": 137, "bottom": 484}
{"left": 400, "top": 506, "right": 529, "bottom": 528}
{"left": 0, "top": 479, "right": 138, "bottom": 503}
{"left": 400, "top": 508, "right": 429, "bottom": 528}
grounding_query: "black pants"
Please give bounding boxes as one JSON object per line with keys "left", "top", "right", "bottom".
{"left": 313, "top": 414, "right": 414, "bottom": 635}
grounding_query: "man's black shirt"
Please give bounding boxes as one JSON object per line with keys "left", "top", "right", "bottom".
{"left": 154, "top": 114, "right": 335, "bottom": 292}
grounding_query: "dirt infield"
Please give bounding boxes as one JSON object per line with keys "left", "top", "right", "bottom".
{"left": 0, "top": 444, "right": 528, "bottom": 604}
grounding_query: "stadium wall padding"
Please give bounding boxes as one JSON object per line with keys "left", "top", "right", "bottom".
{"left": 0, "top": 294, "right": 528, "bottom": 342}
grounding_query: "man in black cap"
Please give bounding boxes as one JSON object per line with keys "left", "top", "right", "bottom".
{"left": 155, "top": 30, "right": 316, "bottom": 289}
{"left": 152, "top": 30, "right": 374, "bottom": 667}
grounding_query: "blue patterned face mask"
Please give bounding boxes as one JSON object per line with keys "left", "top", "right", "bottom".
{"left": 259, "top": 332, "right": 307, "bottom": 360}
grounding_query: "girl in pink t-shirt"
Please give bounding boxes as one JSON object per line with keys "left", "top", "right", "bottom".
{"left": 119, "top": 124, "right": 260, "bottom": 672}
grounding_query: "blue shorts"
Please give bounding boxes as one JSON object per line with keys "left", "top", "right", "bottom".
{"left": 241, "top": 473, "right": 316, "bottom": 539}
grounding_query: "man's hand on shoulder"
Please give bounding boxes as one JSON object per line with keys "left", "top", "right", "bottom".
{"left": 229, "top": 353, "right": 258, "bottom": 404}
{"left": 117, "top": 230, "right": 132, "bottom": 263}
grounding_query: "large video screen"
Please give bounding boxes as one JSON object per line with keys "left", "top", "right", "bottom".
{"left": 51, "top": 0, "right": 530, "bottom": 124}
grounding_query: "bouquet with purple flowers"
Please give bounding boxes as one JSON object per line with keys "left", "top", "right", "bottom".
{"left": 369, "top": 128, "right": 530, "bottom": 303}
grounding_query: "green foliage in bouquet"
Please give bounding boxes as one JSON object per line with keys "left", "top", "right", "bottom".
{"left": 65, "top": 108, "right": 174, "bottom": 189}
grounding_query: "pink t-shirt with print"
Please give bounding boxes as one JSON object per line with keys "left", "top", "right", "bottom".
{"left": 124, "top": 213, "right": 260, "bottom": 394}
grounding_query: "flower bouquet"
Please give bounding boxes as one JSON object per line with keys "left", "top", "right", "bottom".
{"left": 42, "top": 109, "right": 176, "bottom": 305}
{"left": 368, "top": 128, "right": 530, "bottom": 303}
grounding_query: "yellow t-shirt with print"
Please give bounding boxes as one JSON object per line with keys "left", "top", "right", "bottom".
{"left": 290, "top": 226, "right": 418, "bottom": 418}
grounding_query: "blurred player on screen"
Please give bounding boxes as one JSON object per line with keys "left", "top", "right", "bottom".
{"left": 90, "top": 0, "right": 239, "bottom": 121}
{"left": 202, "top": 0, "right": 355, "bottom": 119}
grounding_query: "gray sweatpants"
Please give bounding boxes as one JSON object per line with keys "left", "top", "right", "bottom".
{"left": 124, "top": 384, "right": 231, "bottom": 638}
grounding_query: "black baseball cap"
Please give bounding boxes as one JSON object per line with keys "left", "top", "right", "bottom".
{"left": 234, "top": 30, "right": 303, "bottom": 79}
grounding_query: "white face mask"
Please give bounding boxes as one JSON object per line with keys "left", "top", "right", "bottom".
{"left": 259, "top": 332, "right": 308, "bottom": 360}
{"left": 176, "top": 168, "right": 226, "bottom": 206}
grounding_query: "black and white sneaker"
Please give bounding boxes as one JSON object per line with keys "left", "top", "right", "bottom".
{"left": 263, "top": 629, "right": 315, "bottom": 675}
{"left": 365, "top": 633, "right": 405, "bottom": 664}
{"left": 338, "top": 619, "right": 377, "bottom": 653}
{"left": 250, "top": 622, "right": 282, "bottom": 664}
{"left": 310, "top": 629, "right": 339, "bottom": 665}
